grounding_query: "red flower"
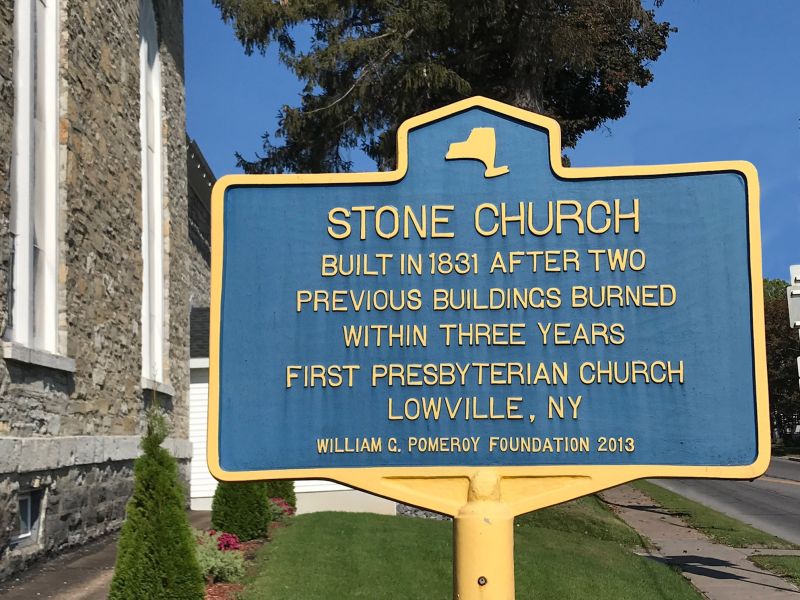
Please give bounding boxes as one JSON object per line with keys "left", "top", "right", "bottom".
{"left": 216, "top": 532, "right": 242, "bottom": 551}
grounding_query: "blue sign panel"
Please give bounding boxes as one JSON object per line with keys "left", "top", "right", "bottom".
{"left": 210, "top": 98, "right": 767, "bottom": 478}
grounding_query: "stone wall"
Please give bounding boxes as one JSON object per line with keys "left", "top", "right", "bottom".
{"left": 0, "top": 362, "right": 72, "bottom": 437}
{"left": 0, "top": 461, "right": 134, "bottom": 580}
{"left": 22, "top": 0, "right": 190, "bottom": 439}
{"left": 0, "top": 18, "right": 16, "bottom": 576}
{"left": 60, "top": 1, "right": 142, "bottom": 437}
{"left": 0, "top": 2, "right": 13, "bottom": 426}
{"left": 396, "top": 503, "right": 452, "bottom": 521}
{"left": 0, "top": 0, "right": 195, "bottom": 580}
{"left": 157, "top": 0, "right": 190, "bottom": 439}
{"left": 188, "top": 240, "right": 211, "bottom": 310}
{"left": 0, "top": 435, "right": 193, "bottom": 581}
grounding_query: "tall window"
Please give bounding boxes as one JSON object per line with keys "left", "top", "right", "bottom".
{"left": 9, "top": 0, "right": 59, "bottom": 353}
{"left": 139, "top": 0, "right": 164, "bottom": 383}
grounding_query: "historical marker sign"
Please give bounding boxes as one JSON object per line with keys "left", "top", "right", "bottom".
{"left": 208, "top": 97, "right": 769, "bottom": 515}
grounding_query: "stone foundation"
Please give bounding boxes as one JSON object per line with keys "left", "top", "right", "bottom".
{"left": 0, "top": 436, "right": 190, "bottom": 581}
{"left": 0, "top": 461, "right": 133, "bottom": 580}
{"left": 396, "top": 503, "right": 452, "bottom": 521}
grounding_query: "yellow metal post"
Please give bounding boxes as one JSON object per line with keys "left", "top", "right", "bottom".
{"left": 454, "top": 471, "right": 515, "bottom": 600}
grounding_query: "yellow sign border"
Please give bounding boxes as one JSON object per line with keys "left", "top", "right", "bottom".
{"left": 208, "top": 96, "right": 769, "bottom": 517}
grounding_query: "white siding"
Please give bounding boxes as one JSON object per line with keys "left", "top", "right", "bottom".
{"left": 188, "top": 367, "right": 343, "bottom": 501}
{"left": 295, "top": 480, "right": 347, "bottom": 493}
{"left": 188, "top": 367, "right": 393, "bottom": 514}
{"left": 189, "top": 369, "right": 216, "bottom": 501}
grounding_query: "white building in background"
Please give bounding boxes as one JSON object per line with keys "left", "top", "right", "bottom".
{"left": 188, "top": 306, "right": 396, "bottom": 515}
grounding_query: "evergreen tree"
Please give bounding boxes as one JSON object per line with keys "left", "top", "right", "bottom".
{"left": 214, "top": 0, "right": 673, "bottom": 173}
{"left": 764, "top": 278, "right": 788, "bottom": 301}
{"left": 763, "top": 279, "right": 800, "bottom": 438}
{"left": 211, "top": 481, "right": 271, "bottom": 541}
{"left": 110, "top": 413, "right": 204, "bottom": 600}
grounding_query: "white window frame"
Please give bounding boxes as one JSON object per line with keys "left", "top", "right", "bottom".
{"left": 139, "top": 0, "right": 165, "bottom": 384}
{"left": 9, "top": 0, "right": 59, "bottom": 354}
{"left": 14, "top": 493, "right": 33, "bottom": 540}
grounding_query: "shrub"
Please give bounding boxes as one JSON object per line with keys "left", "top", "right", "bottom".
{"left": 212, "top": 481, "right": 270, "bottom": 541}
{"left": 195, "top": 530, "right": 245, "bottom": 583}
{"left": 264, "top": 480, "right": 296, "bottom": 509}
{"left": 110, "top": 412, "right": 204, "bottom": 600}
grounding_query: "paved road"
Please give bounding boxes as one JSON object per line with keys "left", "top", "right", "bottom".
{"left": 652, "top": 457, "right": 800, "bottom": 545}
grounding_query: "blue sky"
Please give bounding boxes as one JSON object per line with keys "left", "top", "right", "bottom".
{"left": 185, "top": 1, "right": 799, "bottom": 280}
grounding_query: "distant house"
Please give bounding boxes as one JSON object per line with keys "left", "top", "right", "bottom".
{"left": 0, "top": 0, "right": 209, "bottom": 579}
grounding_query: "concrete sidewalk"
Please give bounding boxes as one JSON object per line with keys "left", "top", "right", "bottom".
{"left": 601, "top": 485, "right": 800, "bottom": 599}
{"left": 0, "top": 511, "right": 211, "bottom": 600}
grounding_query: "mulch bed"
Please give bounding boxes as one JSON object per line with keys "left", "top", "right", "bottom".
{"left": 203, "top": 517, "right": 293, "bottom": 599}
{"left": 204, "top": 537, "right": 268, "bottom": 599}
{"left": 238, "top": 539, "right": 264, "bottom": 561}
{"left": 205, "top": 582, "right": 245, "bottom": 600}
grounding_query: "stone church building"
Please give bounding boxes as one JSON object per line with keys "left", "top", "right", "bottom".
{"left": 0, "top": 0, "right": 209, "bottom": 578}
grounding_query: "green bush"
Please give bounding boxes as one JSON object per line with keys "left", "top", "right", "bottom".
{"left": 212, "top": 481, "right": 270, "bottom": 541}
{"left": 110, "top": 413, "right": 204, "bottom": 600}
{"left": 264, "top": 480, "right": 296, "bottom": 509}
{"left": 194, "top": 530, "right": 245, "bottom": 583}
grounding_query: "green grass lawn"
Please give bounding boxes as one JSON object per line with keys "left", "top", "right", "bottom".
{"left": 241, "top": 497, "right": 701, "bottom": 599}
{"left": 633, "top": 481, "right": 798, "bottom": 549}
{"left": 516, "top": 494, "right": 645, "bottom": 547}
{"left": 749, "top": 555, "right": 800, "bottom": 586}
